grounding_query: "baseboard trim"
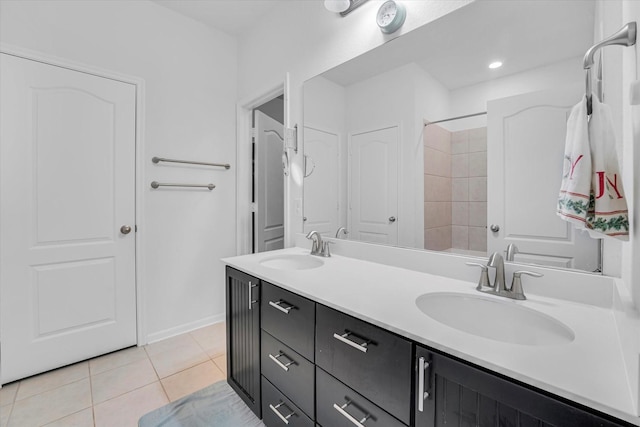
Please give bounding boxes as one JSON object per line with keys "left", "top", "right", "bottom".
{"left": 145, "top": 313, "right": 225, "bottom": 345}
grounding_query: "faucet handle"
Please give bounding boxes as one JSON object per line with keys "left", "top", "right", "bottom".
{"left": 510, "top": 270, "right": 543, "bottom": 300}
{"left": 466, "top": 262, "right": 491, "bottom": 290}
{"left": 322, "top": 241, "right": 334, "bottom": 257}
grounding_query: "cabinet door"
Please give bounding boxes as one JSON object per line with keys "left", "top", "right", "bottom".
{"left": 226, "top": 267, "right": 261, "bottom": 417}
{"left": 415, "top": 346, "right": 630, "bottom": 427}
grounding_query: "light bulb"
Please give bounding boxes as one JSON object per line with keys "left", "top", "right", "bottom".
{"left": 489, "top": 61, "right": 503, "bottom": 69}
{"left": 324, "top": 0, "right": 350, "bottom": 13}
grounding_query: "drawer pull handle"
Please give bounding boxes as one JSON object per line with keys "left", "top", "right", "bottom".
{"left": 333, "top": 331, "right": 370, "bottom": 353}
{"left": 417, "top": 356, "right": 431, "bottom": 412}
{"left": 248, "top": 281, "right": 258, "bottom": 310}
{"left": 269, "top": 352, "right": 296, "bottom": 372}
{"left": 269, "top": 401, "right": 296, "bottom": 424}
{"left": 269, "top": 299, "right": 296, "bottom": 314}
{"left": 333, "top": 400, "right": 371, "bottom": 427}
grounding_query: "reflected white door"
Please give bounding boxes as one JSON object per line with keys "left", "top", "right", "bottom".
{"left": 487, "top": 86, "right": 599, "bottom": 270}
{"left": 0, "top": 54, "right": 137, "bottom": 383}
{"left": 303, "top": 126, "right": 340, "bottom": 237}
{"left": 349, "top": 126, "right": 398, "bottom": 245}
{"left": 254, "top": 110, "right": 284, "bottom": 252}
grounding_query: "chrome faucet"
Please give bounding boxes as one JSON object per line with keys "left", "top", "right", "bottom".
{"left": 305, "top": 230, "right": 323, "bottom": 256}
{"left": 476, "top": 252, "right": 543, "bottom": 300}
{"left": 487, "top": 252, "right": 507, "bottom": 295}
{"left": 335, "top": 227, "right": 349, "bottom": 239}
{"left": 506, "top": 244, "right": 519, "bottom": 261}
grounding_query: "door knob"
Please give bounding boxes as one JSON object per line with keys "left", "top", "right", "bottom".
{"left": 389, "top": 216, "right": 396, "bottom": 223}
{"left": 120, "top": 225, "right": 132, "bottom": 235}
{"left": 490, "top": 224, "right": 500, "bottom": 232}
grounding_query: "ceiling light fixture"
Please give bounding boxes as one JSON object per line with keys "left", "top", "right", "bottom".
{"left": 324, "top": 0, "right": 370, "bottom": 16}
{"left": 489, "top": 61, "right": 503, "bottom": 69}
{"left": 324, "top": 0, "right": 350, "bottom": 13}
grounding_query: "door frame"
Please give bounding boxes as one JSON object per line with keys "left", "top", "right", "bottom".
{"left": 0, "top": 43, "right": 148, "bottom": 346}
{"left": 236, "top": 79, "right": 287, "bottom": 255}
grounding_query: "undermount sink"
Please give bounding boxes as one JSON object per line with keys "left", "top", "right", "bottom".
{"left": 259, "top": 254, "right": 324, "bottom": 270}
{"left": 415, "top": 292, "right": 575, "bottom": 346}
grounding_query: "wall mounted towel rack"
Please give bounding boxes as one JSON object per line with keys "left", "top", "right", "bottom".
{"left": 150, "top": 181, "right": 215, "bottom": 190}
{"left": 152, "top": 156, "right": 231, "bottom": 170}
{"left": 584, "top": 21, "right": 636, "bottom": 115}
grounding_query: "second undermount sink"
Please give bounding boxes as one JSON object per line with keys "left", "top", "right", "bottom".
{"left": 259, "top": 254, "right": 324, "bottom": 270}
{"left": 415, "top": 292, "right": 575, "bottom": 346}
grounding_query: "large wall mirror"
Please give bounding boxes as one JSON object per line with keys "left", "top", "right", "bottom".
{"left": 302, "top": 0, "right": 612, "bottom": 273}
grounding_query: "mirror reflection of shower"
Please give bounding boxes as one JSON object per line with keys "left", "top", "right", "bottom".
{"left": 423, "top": 113, "right": 487, "bottom": 257}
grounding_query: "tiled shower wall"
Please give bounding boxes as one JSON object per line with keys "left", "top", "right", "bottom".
{"left": 423, "top": 125, "right": 452, "bottom": 251}
{"left": 451, "top": 127, "right": 487, "bottom": 252}
{"left": 424, "top": 125, "right": 487, "bottom": 253}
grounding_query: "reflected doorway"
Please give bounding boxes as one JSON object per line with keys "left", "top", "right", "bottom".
{"left": 252, "top": 96, "right": 285, "bottom": 253}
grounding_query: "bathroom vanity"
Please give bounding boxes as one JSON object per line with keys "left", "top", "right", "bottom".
{"left": 223, "top": 247, "right": 638, "bottom": 427}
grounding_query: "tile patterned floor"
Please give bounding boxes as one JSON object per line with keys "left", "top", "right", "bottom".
{"left": 0, "top": 322, "right": 227, "bottom": 427}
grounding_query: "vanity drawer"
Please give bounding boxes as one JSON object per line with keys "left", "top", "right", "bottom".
{"left": 262, "top": 282, "right": 315, "bottom": 361}
{"left": 262, "top": 377, "right": 314, "bottom": 427}
{"left": 261, "top": 330, "right": 315, "bottom": 418}
{"left": 316, "top": 367, "right": 406, "bottom": 427}
{"left": 315, "top": 304, "right": 412, "bottom": 425}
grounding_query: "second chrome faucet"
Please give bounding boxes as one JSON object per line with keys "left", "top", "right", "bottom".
{"left": 467, "top": 251, "right": 542, "bottom": 300}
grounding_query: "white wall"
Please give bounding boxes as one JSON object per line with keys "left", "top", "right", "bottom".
{"left": 0, "top": 0, "right": 238, "bottom": 341}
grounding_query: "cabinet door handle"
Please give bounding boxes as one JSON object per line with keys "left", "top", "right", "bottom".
{"left": 333, "top": 331, "right": 370, "bottom": 353}
{"left": 269, "top": 299, "right": 296, "bottom": 314}
{"left": 269, "top": 401, "right": 296, "bottom": 424}
{"left": 333, "top": 399, "right": 371, "bottom": 427}
{"left": 418, "top": 356, "right": 431, "bottom": 412}
{"left": 248, "top": 281, "right": 258, "bottom": 310}
{"left": 269, "top": 352, "right": 296, "bottom": 372}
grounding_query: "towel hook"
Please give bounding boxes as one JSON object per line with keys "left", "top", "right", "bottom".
{"left": 584, "top": 21, "right": 636, "bottom": 115}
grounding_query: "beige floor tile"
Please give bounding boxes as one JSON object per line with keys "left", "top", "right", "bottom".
{"left": 190, "top": 323, "right": 226, "bottom": 358}
{"left": 1, "top": 405, "right": 11, "bottom": 427}
{"left": 42, "top": 408, "right": 94, "bottom": 427}
{"left": 91, "top": 358, "right": 158, "bottom": 404}
{"left": 16, "top": 362, "right": 89, "bottom": 401}
{"left": 9, "top": 378, "right": 91, "bottom": 427}
{"left": 160, "top": 361, "right": 225, "bottom": 402}
{"left": 144, "top": 333, "right": 196, "bottom": 357}
{"left": 147, "top": 339, "right": 209, "bottom": 379}
{"left": 93, "top": 382, "right": 167, "bottom": 427}
{"left": 212, "top": 355, "right": 227, "bottom": 376}
{"left": 89, "top": 346, "right": 148, "bottom": 376}
{"left": 0, "top": 383, "right": 19, "bottom": 408}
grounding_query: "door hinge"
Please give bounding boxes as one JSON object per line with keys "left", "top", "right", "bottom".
{"left": 285, "top": 124, "right": 298, "bottom": 153}
{"left": 250, "top": 203, "right": 257, "bottom": 213}
{"left": 252, "top": 127, "right": 257, "bottom": 140}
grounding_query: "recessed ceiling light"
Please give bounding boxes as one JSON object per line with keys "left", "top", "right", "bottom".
{"left": 489, "top": 61, "right": 503, "bottom": 69}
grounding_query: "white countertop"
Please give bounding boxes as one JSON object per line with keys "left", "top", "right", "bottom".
{"left": 223, "top": 247, "right": 639, "bottom": 425}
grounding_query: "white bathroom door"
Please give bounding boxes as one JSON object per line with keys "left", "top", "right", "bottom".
{"left": 487, "top": 86, "right": 599, "bottom": 271}
{"left": 349, "top": 126, "right": 398, "bottom": 245}
{"left": 303, "top": 126, "right": 340, "bottom": 237}
{"left": 254, "top": 110, "right": 285, "bottom": 252}
{"left": 0, "top": 53, "right": 137, "bottom": 383}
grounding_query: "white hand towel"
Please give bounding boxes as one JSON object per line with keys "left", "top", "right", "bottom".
{"left": 585, "top": 97, "right": 629, "bottom": 240}
{"left": 557, "top": 96, "right": 592, "bottom": 228}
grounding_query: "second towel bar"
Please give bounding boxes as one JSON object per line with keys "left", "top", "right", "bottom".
{"left": 150, "top": 181, "right": 215, "bottom": 190}
{"left": 152, "top": 156, "right": 231, "bottom": 170}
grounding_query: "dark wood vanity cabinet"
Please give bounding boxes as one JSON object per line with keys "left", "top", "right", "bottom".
{"left": 225, "top": 267, "right": 261, "bottom": 417}
{"left": 414, "top": 346, "right": 631, "bottom": 427}
{"left": 226, "top": 268, "right": 633, "bottom": 427}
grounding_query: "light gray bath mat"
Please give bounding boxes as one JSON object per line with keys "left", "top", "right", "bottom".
{"left": 139, "top": 381, "right": 265, "bottom": 427}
